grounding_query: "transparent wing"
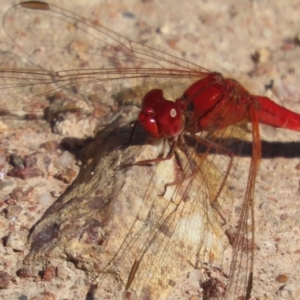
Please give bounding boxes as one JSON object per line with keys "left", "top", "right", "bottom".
{"left": 92, "top": 113, "right": 256, "bottom": 299}
{"left": 96, "top": 139, "right": 232, "bottom": 299}
{"left": 4, "top": 1, "right": 208, "bottom": 72}
{"left": 225, "top": 101, "right": 261, "bottom": 299}
{"left": 1, "top": 1, "right": 208, "bottom": 123}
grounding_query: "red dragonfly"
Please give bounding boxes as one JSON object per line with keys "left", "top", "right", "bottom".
{"left": 1, "top": 1, "right": 300, "bottom": 299}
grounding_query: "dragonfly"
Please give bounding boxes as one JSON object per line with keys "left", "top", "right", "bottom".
{"left": 1, "top": 1, "right": 300, "bottom": 299}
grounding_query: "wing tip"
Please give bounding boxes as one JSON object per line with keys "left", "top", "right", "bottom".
{"left": 21, "top": 1, "right": 50, "bottom": 11}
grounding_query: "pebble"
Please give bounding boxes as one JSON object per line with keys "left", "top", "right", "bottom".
{"left": 276, "top": 274, "right": 289, "bottom": 283}
{"left": 54, "top": 151, "right": 75, "bottom": 169}
{"left": 43, "top": 265, "right": 57, "bottom": 282}
{"left": 252, "top": 47, "right": 272, "bottom": 64}
{"left": 11, "top": 187, "right": 33, "bottom": 202}
{"left": 55, "top": 167, "right": 77, "bottom": 184}
{"left": 40, "top": 140, "right": 60, "bottom": 151}
{"left": 3, "top": 205, "right": 22, "bottom": 221}
{"left": 38, "top": 192, "right": 53, "bottom": 206}
{"left": 5, "top": 231, "right": 27, "bottom": 251}
{"left": 56, "top": 265, "right": 72, "bottom": 281}
{"left": 8, "top": 165, "right": 43, "bottom": 180}
{"left": 0, "top": 271, "right": 10, "bottom": 289}
{"left": 16, "top": 267, "right": 35, "bottom": 279}
{"left": 187, "top": 269, "right": 203, "bottom": 282}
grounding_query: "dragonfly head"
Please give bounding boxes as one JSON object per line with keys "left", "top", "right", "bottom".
{"left": 139, "top": 89, "right": 185, "bottom": 138}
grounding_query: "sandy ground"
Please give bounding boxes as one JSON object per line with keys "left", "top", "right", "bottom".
{"left": 0, "top": 0, "right": 300, "bottom": 299}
